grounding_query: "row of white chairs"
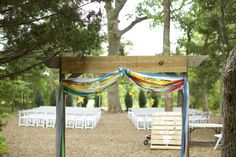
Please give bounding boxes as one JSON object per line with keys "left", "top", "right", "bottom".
{"left": 128, "top": 108, "right": 159, "bottom": 130}
{"left": 189, "top": 112, "right": 210, "bottom": 124}
{"left": 18, "top": 111, "right": 56, "bottom": 128}
{"left": 128, "top": 108, "right": 210, "bottom": 130}
{"left": 18, "top": 107, "right": 101, "bottom": 129}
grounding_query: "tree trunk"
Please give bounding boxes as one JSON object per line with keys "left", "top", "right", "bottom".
{"left": 49, "top": 70, "right": 54, "bottom": 96}
{"left": 163, "top": 0, "right": 170, "bottom": 55}
{"left": 104, "top": 0, "right": 147, "bottom": 113}
{"left": 203, "top": 90, "right": 209, "bottom": 113}
{"left": 222, "top": 46, "right": 236, "bottom": 157}
{"left": 108, "top": 83, "right": 122, "bottom": 113}
{"left": 164, "top": 93, "right": 173, "bottom": 111}
{"left": 105, "top": 2, "right": 122, "bottom": 113}
{"left": 177, "top": 90, "right": 183, "bottom": 107}
{"left": 163, "top": 0, "right": 173, "bottom": 111}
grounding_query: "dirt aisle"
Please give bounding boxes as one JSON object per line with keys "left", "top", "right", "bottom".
{"left": 3, "top": 112, "right": 221, "bottom": 157}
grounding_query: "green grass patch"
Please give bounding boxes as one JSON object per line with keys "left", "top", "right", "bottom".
{"left": 0, "top": 134, "right": 8, "bottom": 155}
{"left": 0, "top": 106, "right": 11, "bottom": 114}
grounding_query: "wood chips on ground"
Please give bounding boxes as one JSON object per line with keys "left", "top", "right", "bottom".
{"left": 3, "top": 112, "right": 221, "bottom": 157}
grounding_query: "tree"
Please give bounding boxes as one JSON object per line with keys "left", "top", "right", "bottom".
{"left": 176, "top": 0, "right": 236, "bottom": 111}
{"left": 82, "top": 96, "right": 89, "bottom": 107}
{"left": 163, "top": 0, "right": 173, "bottom": 111}
{"left": 66, "top": 94, "right": 73, "bottom": 107}
{"left": 124, "top": 91, "right": 133, "bottom": 111}
{"left": 50, "top": 89, "right": 57, "bottom": 106}
{"left": 138, "top": 90, "right": 147, "bottom": 108}
{"left": 0, "top": 0, "right": 102, "bottom": 79}
{"left": 94, "top": 95, "right": 102, "bottom": 108}
{"left": 104, "top": 0, "right": 147, "bottom": 113}
{"left": 150, "top": 92, "right": 159, "bottom": 107}
{"left": 222, "top": 46, "right": 236, "bottom": 157}
{"left": 34, "top": 89, "right": 44, "bottom": 107}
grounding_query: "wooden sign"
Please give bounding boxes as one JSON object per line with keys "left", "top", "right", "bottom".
{"left": 151, "top": 112, "right": 182, "bottom": 150}
{"left": 61, "top": 56, "right": 187, "bottom": 73}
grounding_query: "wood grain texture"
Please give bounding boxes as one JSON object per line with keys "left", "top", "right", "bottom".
{"left": 61, "top": 56, "right": 187, "bottom": 73}
{"left": 151, "top": 112, "right": 182, "bottom": 150}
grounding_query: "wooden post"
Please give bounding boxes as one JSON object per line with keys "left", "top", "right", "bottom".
{"left": 56, "top": 56, "right": 65, "bottom": 157}
{"left": 180, "top": 73, "right": 189, "bottom": 157}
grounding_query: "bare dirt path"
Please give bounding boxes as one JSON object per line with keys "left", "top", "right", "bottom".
{"left": 3, "top": 112, "right": 221, "bottom": 157}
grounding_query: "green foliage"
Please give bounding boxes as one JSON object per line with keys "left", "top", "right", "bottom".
{"left": 0, "top": 121, "right": 7, "bottom": 155}
{"left": 150, "top": 92, "right": 159, "bottom": 107}
{"left": 66, "top": 94, "right": 73, "bottom": 107}
{"left": 50, "top": 89, "right": 57, "bottom": 106}
{"left": 176, "top": 0, "right": 236, "bottom": 111}
{"left": 34, "top": 89, "right": 45, "bottom": 107}
{"left": 124, "top": 91, "right": 133, "bottom": 111}
{"left": 82, "top": 96, "right": 88, "bottom": 108}
{"left": 138, "top": 90, "right": 147, "bottom": 108}
{"left": 0, "top": 0, "right": 103, "bottom": 79}
{"left": 94, "top": 95, "right": 102, "bottom": 108}
{"left": 0, "top": 67, "right": 56, "bottom": 110}
{"left": 0, "top": 121, "right": 5, "bottom": 132}
{"left": 0, "top": 134, "right": 8, "bottom": 155}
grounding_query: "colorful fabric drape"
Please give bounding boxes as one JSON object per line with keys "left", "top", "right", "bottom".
{"left": 57, "top": 68, "right": 189, "bottom": 157}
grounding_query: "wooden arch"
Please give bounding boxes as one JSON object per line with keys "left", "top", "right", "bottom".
{"left": 44, "top": 55, "right": 207, "bottom": 157}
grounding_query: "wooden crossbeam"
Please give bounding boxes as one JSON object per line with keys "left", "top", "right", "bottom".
{"left": 44, "top": 55, "right": 208, "bottom": 74}
{"left": 61, "top": 56, "right": 187, "bottom": 73}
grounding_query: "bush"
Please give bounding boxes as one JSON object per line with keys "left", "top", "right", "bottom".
{"left": 94, "top": 95, "right": 102, "bottom": 108}
{"left": 150, "top": 92, "right": 159, "bottom": 107}
{"left": 138, "top": 90, "right": 146, "bottom": 108}
{"left": 82, "top": 96, "right": 88, "bottom": 107}
{"left": 34, "top": 89, "right": 45, "bottom": 107}
{"left": 0, "top": 134, "right": 7, "bottom": 155}
{"left": 66, "top": 94, "right": 73, "bottom": 107}
{"left": 0, "top": 121, "right": 5, "bottom": 132}
{"left": 0, "top": 120, "right": 7, "bottom": 155}
{"left": 124, "top": 91, "right": 133, "bottom": 111}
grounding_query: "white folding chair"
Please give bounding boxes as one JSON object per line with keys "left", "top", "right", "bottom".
{"left": 85, "top": 114, "right": 96, "bottom": 129}
{"left": 26, "top": 112, "right": 37, "bottom": 127}
{"left": 136, "top": 116, "right": 146, "bottom": 130}
{"left": 145, "top": 116, "right": 152, "bottom": 130}
{"left": 46, "top": 113, "right": 56, "bottom": 128}
{"left": 36, "top": 112, "right": 46, "bottom": 127}
{"left": 74, "top": 114, "right": 85, "bottom": 129}
{"left": 66, "top": 114, "right": 75, "bottom": 128}
{"left": 18, "top": 110, "right": 28, "bottom": 126}
{"left": 214, "top": 133, "right": 222, "bottom": 150}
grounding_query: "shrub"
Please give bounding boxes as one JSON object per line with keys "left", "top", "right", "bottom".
{"left": 0, "top": 120, "right": 7, "bottom": 155}
{"left": 34, "top": 89, "right": 45, "bottom": 107}
{"left": 94, "top": 95, "right": 102, "bottom": 108}
{"left": 124, "top": 91, "right": 133, "bottom": 111}
{"left": 0, "top": 134, "right": 7, "bottom": 155}
{"left": 66, "top": 94, "right": 73, "bottom": 107}
{"left": 138, "top": 90, "right": 146, "bottom": 108}
{"left": 82, "top": 96, "right": 88, "bottom": 107}
{"left": 0, "top": 121, "right": 5, "bottom": 132}
{"left": 150, "top": 92, "right": 159, "bottom": 107}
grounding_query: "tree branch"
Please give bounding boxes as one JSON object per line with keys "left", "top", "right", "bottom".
{"left": 120, "top": 16, "right": 148, "bottom": 35}
{"left": 0, "top": 52, "right": 60, "bottom": 79}
{"left": 0, "top": 32, "right": 55, "bottom": 64}
{"left": 0, "top": 1, "right": 94, "bottom": 28}
{"left": 104, "top": 1, "right": 113, "bottom": 15}
{"left": 114, "top": 0, "right": 127, "bottom": 18}
{"left": 172, "top": 0, "right": 190, "bottom": 13}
